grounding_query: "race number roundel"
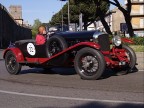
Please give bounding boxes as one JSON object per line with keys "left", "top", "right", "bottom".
{"left": 27, "top": 43, "right": 36, "bottom": 56}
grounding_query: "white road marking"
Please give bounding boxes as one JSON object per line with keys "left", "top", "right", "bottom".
{"left": 0, "top": 90, "right": 143, "bottom": 104}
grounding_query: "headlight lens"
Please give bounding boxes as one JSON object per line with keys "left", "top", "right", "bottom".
{"left": 112, "top": 36, "right": 122, "bottom": 46}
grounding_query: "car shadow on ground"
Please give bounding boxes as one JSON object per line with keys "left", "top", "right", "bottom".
{"left": 71, "top": 102, "right": 144, "bottom": 108}
{"left": 100, "top": 67, "right": 139, "bottom": 80}
{"left": 35, "top": 102, "right": 144, "bottom": 108}
{"left": 20, "top": 67, "right": 77, "bottom": 76}
{"left": 20, "top": 67, "right": 138, "bottom": 80}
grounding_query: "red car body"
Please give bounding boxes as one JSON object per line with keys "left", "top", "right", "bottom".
{"left": 3, "top": 31, "right": 136, "bottom": 80}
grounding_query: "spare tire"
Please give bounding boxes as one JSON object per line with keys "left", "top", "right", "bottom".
{"left": 46, "top": 36, "right": 68, "bottom": 65}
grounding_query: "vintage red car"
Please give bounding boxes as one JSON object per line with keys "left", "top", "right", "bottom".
{"left": 3, "top": 31, "right": 137, "bottom": 80}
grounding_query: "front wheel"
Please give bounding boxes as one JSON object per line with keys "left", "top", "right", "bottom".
{"left": 5, "top": 51, "right": 22, "bottom": 75}
{"left": 74, "top": 47, "right": 106, "bottom": 80}
{"left": 123, "top": 44, "right": 136, "bottom": 70}
{"left": 114, "top": 44, "right": 137, "bottom": 75}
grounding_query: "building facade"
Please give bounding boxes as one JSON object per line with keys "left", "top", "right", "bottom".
{"left": 94, "top": 0, "right": 144, "bottom": 36}
{"left": 125, "top": 0, "right": 144, "bottom": 36}
{"left": 9, "top": 5, "right": 23, "bottom": 25}
{"left": 95, "top": 8, "right": 125, "bottom": 34}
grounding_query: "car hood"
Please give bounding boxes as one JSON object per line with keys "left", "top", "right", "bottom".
{"left": 53, "top": 30, "right": 100, "bottom": 40}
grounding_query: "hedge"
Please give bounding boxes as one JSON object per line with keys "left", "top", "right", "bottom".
{"left": 131, "top": 37, "right": 144, "bottom": 45}
{"left": 109, "top": 35, "right": 144, "bottom": 45}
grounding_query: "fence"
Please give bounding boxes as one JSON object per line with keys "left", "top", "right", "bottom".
{"left": 0, "top": 4, "right": 32, "bottom": 48}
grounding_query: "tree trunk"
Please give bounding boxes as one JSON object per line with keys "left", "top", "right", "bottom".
{"left": 83, "top": 21, "right": 88, "bottom": 30}
{"left": 107, "top": 0, "right": 134, "bottom": 37}
{"left": 98, "top": 9, "right": 112, "bottom": 35}
{"left": 123, "top": 14, "right": 134, "bottom": 37}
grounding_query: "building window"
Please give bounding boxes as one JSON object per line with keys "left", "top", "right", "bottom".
{"left": 140, "top": 5, "right": 144, "bottom": 14}
{"left": 140, "top": 18, "right": 144, "bottom": 28}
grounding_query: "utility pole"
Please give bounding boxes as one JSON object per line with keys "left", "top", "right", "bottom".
{"left": 0, "top": 4, "right": 3, "bottom": 48}
{"left": 68, "top": 0, "right": 70, "bottom": 30}
{"left": 60, "top": 0, "right": 70, "bottom": 30}
{"left": 79, "top": 13, "right": 83, "bottom": 31}
{"left": 61, "top": 1, "right": 64, "bottom": 31}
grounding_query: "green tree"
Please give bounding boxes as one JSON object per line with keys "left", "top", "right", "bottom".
{"left": 73, "top": 0, "right": 97, "bottom": 30}
{"left": 49, "top": 2, "right": 80, "bottom": 27}
{"left": 32, "top": 19, "right": 42, "bottom": 38}
{"left": 49, "top": 12, "right": 61, "bottom": 26}
{"left": 50, "top": 0, "right": 109, "bottom": 31}
{"left": 74, "top": 0, "right": 111, "bottom": 34}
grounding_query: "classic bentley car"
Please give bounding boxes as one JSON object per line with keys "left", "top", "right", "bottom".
{"left": 3, "top": 30, "right": 136, "bottom": 80}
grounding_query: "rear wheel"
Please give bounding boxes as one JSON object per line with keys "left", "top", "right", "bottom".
{"left": 74, "top": 47, "right": 105, "bottom": 80}
{"left": 5, "top": 51, "right": 21, "bottom": 75}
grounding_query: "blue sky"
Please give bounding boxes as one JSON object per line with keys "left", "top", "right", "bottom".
{"left": 0, "top": 0, "right": 124, "bottom": 25}
{"left": 0, "top": 0, "right": 67, "bottom": 25}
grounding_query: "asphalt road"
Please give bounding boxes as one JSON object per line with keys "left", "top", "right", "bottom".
{"left": 0, "top": 60, "right": 144, "bottom": 108}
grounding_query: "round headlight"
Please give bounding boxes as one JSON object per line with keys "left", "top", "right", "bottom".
{"left": 112, "top": 36, "right": 122, "bottom": 46}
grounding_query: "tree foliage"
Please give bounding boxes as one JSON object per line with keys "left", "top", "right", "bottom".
{"left": 76, "top": 0, "right": 112, "bottom": 34}
{"left": 50, "top": 0, "right": 109, "bottom": 30}
{"left": 32, "top": 19, "right": 42, "bottom": 38}
{"left": 73, "top": 0, "right": 109, "bottom": 30}
{"left": 73, "top": 0, "right": 111, "bottom": 34}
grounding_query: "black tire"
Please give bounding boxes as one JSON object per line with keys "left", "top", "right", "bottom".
{"left": 114, "top": 44, "right": 137, "bottom": 75}
{"left": 46, "top": 36, "right": 68, "bottom": 65}
{"left": 74, "top": 47, "right": 106, "bottom": 80}
{"left": 5, "top": 51, "right": 21, "bottom": 75}
{"left": 123, "top": 44, "right": 136, "bottom": 70}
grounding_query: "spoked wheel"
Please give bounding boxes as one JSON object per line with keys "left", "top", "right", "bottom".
{"left": 74, "top": 47, "right": 105, "bottom": 80}
{"left": 5, "top": 51, "right": 21, "bottom": 75}
{"left": 49, "top": 40, "right": 63, "bottom": 56}
{"left": 114, "top": 44, "right": 137, "bottom": 75}
{"left": 80, "top": 55, "right": 99, "bottom": 75}
{"left": 46, "top": 36, "right": 68, "bottom": 65}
